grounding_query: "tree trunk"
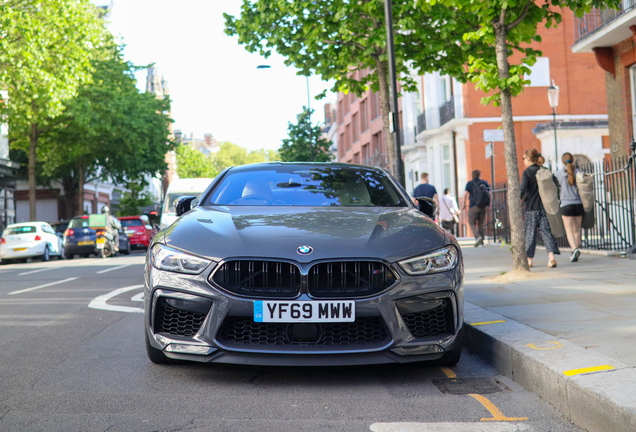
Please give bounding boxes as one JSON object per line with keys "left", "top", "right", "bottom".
{"left": 77, "top": 165, "right": 85, "bottom": 216}
{"left": 375, "top": 58, "right": 396, "bottom": 175}
{"left": 61, "top": 175, "right": 77, "bottom": 220}
{"left": 28, "top": 123, "right": 38, "bottom": 221}
{"left": 494, "top": 24, "right": 529, "bottom": 271}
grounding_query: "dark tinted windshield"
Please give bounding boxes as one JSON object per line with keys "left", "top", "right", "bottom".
{"left": 68, "top": 219, "right": 90, "bottom": 229}
{"left": 121, "top": 219, "right": 143, "bottom": 227}
{"left": 5, "top": 225, "right": 36, "bottom": 235}
{"left": 203, "top": 166, "right": 407, "bottom": 207}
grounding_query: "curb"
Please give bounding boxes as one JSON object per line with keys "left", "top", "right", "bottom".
{"left": 463, "top": 302, "right": 636, "bottom": 432}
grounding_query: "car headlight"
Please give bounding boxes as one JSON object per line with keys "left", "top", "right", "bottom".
{"left": 151, "top": 244, "right": 212, "bottom": 275}
{"left": 398, "top": 246, "right": 458, "bottom": 275}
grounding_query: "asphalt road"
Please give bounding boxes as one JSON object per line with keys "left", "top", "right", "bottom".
{"left": 0, "top": 253, "right": 583, "bottom": 432}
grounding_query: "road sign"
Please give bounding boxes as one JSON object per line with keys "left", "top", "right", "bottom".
{"left": 485, "top": 143, "right": 493, "bottom": 159}
{"left": 483, "top": 129, "right": 504, "bottom": 142}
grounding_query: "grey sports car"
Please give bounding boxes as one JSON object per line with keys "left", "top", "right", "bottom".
{"left": 144, "top": 163, "right": 464, "bottom": 366}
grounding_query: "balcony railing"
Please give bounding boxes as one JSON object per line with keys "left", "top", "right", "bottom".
{"left": 439, "top": 97, "right": 455, "bottom": 126}
{"left": 416, "top": 112, "right": 426, "bottom": 134}
{"left": 574, "top": 1, "right": 636, "bottom": 43}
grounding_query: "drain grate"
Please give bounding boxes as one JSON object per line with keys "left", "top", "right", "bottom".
{"left": 432, "top": 377, "right": 510, "bottom": 395}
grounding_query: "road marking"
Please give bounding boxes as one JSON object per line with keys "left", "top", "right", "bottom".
{"left": 441, "top": 367, "right": 457, "bottom": 379}
{"left": 370, "top": 422, "right": 530, "bottom": 431}
{"left": 563, "top": 365, "right": 615, "bottom": 376}
{"left": 18, "top": 268, "right": 56, "bottom": 276}
{"left": 8, "top": 277, "right": 79, "bottom": 295}
{"left": 527, "top": 341, "right": 563, "bottom": 350}
{"left": 88, "top": 285, "right": 144, "bottom": 313}
{"left": 471, "top": 320, "right": 506, "bottom": 326}
{"left": 96, "top": 264, "right": 133, "bottom": 274}
{"left": 131, "top": 292, "right": 144, "bottom": 302}
{"left": 469, "top": 394, "right": 528, "bottom": 422}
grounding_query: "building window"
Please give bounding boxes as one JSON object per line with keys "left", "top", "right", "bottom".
{"left": 442, "top": 144, "right": 452, "bottom": 194}
{"left": 345, "top": 124, "right": 351, "bottom": 151}
{"left": 360, "top": 100, "right": 368, "bottom": 132}
{"left": 338, "top": 133, "right": 345, "bottom": 158}
{"left": 337, "top": 100, "right": 344, "bottom": 124}
{"left": 354, "top": 152, "right": 361, "bottom": 164}
{"left": 362, "top": 144, "right": 369, "bottom": 163}
{"left": 352, "top": 113, "right": 358, "bottom": 142}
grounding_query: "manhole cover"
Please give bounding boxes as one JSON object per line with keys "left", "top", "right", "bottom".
{"left": 432, "top": 377, "right": 510, "bottom": 395}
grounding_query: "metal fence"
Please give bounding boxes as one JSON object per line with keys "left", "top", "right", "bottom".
{"left": 462, "top": 155, "right": 636, "bottom": 252}
{"left": 574, "top": 0, "right": 636, "bottom": 43}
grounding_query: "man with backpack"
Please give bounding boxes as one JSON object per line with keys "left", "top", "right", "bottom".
{"left": 462, "top": 169, "right": 491, "bottom": 247}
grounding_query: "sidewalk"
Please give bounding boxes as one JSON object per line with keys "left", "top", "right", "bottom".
{"left": 462, "top": 243, "right": 636, "bottom": 367}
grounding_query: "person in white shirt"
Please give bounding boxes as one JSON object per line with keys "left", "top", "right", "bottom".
{"left": 439, "top": 188, "right": 460, "bottom": 235}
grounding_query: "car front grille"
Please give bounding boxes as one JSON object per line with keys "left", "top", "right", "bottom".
{"left": 308, "top": 261, "right": 396, "bottom": 298}
{"left": 154, "top": 297, "right": 207, "bottom": 337}
{"left": 217, "top": 316, "right": 389, "bottom": 346}
{"left": 401, "top": 299, "right": 455, "bottom": 338}
{"left": 211, "top": 260, "right": 301, "bottom": 298}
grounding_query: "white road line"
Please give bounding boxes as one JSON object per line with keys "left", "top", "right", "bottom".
{"left": 96, "top": 264, "right": 133, "bottom": 274}
{"left": 131, "top": 292, "right": 144, "bottom": 302}
{"left": 88, "top": 285, "right": 144, "bottom": 313}
{"left": 8, "top": 277, "right": 79, "bottom": 295}
{"left": 18, "top": 268, "right": 56, "bottom": 276}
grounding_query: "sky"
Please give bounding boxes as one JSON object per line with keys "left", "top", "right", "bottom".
{"left": 101, "top": 0, "right": 335, "bottom": 152}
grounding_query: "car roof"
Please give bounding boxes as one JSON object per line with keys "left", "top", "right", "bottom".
{"left": 6, "top": 222, "right": 48, "bottom": 227}
{"left": 227, "top": 161, "right": 386, "bottom": 174}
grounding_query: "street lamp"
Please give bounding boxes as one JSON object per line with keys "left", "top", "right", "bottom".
{"left": 547, "top": 80, "right": 560, "bottom": 171}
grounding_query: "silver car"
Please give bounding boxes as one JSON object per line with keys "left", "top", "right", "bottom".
{"left": 144, "top": 163, "right": 464, "bottom": 366}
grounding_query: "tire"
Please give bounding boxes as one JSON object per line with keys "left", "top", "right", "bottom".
{"left": 99, "top": 247, "right": 108, "bottom": 259}
{"left": 0, "top": 259, "right": 12, "bottom": 265}
{"left": 65, "top": 253, "right": 74, "bottom": 260}
{"left": 436, "top": 346, "right": 462, "bottom": 366}
{"left": 145, "top": 332, "right": 181, "bottom": 365}
{"left": 41, "top": 245, "right": 50, "bottom": 262}
{"left": 58, "top": 245, "right": 65, "bottom": 260}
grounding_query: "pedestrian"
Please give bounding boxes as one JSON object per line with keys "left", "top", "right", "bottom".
{"left": 412, "top": 172, "right": 439, "bottom": 218}
{"left": 461, "top": 170, "right": 490, "bottom": 247}
{"left": 440, "top": 188, "right": 460, "bottom": 236}
{"left": 555, "top": 152, "right": 584, "bottom": 262}
{"left": 521, "top": 148, "right": 560, "bottom": 268}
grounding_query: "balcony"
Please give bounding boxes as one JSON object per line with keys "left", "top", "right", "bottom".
{"left": 416, "top": 112, "right": 426, "bottom": 134}
{"left": 439, "top": 97, "right": 456, "bottom": 126}
{"left": 573, "top": 1, "right": 636, "bottom": 52}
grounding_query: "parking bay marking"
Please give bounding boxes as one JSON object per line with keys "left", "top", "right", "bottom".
{"left": 8, "top": 277, "right": 79, "bottom": 295}
{"left": 441, "top": 367, "right": 457, "bottom": 379}
{"left": 471, "top": 320, "right": 506, "bottom": 326}
{"left": 469, "top": 394, "right": 528, "bottom": 422}
{"left": 527, "top": 341, "right": 563, "bottom": 350}
{"left": 96, "top": 264, "right": 133, "bottom": 274}
{"left": 18, "top": 268, "right": 56, "bottom": 276}
{"left": 88, "top": 285, "right": 144, "bottom": 313}
{"left": 563, "top": 365, "right": 615, "bottom": 376}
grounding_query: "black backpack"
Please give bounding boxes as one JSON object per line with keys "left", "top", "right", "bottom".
{"left": 472, "top": 179, "right": 490, "bottom": 208}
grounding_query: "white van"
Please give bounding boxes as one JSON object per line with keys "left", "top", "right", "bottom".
{"left": 160, "top": 178, "right": 214, "bottom": 228}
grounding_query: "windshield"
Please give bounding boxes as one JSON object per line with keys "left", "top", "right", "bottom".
{"left": 68, "top": 219, "right": 90, "bottom": 229}
{"left": 4, "top": 225, "right": 37, "bottom": 235}
{"left": 121, "top": 219, "right": 143, "bottom": 227}
{"left": 203, "top": 166, "right": 407, "bottom": 207}
{"left": 163, "top": 193, "right": 202, "bottom": 215}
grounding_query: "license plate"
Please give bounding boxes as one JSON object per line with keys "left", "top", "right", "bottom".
{"left": 13, "top": 247, "right": 27, "bottom": 252}
{"left": 254, "top": 301, "right": 355, "bottom": 323}
{"left": 78, "top": 241, "right": 94, "bottom": 246}
{"left": 96, "top": 238, "right": 105, "bottom": 249}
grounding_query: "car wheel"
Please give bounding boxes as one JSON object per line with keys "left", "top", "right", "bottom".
{"left": 0, "top": 259, "right": 12, "bottom": 265}
{"left": 42, "top": 245, "right": 50, "bottom": 262}
{"left": 82, "top": 253, "right": 90, "bottom": 258}
{"left": 436, "top": 346, "right": 462, "bottom": 366}
{"left": 65, "top": 253, "right": 74, "bottom": 260}
{"left": 58, "top": 245, "right": 65, "bottom": 260}
{"left": 145, "top": 332, "right": 181, "bottom": 365}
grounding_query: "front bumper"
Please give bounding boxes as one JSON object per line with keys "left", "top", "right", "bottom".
{"left": 144, "top": 259, "right": 464, "bottom": 366}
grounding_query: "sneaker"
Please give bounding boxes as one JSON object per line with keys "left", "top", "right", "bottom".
{"left": 475, "top": 237, "right": 484, "bottom": 247}
{"left": 570, "top": 249, "right": 580, "bottom": 263}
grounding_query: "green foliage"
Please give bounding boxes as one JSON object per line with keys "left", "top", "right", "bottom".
{"left": 212, "top": 142, "right": 278, "bottom": 172}
{"left": 117, "top": 181, "right": 155, "bottom": 217}
{"left": 279, "top": 109, "right": 333, "bottom": 163}
{"left": 175, "top": 144, "right": 218, "bottom": 178}
{"left": 425, "top": 0, "right": 621, "bottom": 106}
{"left": 224, "top": 0, "right": 480, "bottom": 98}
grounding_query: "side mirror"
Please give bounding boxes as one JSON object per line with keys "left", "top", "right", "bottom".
{"left": 174, "top": 196, "right": 197, "bottom": 217}
{"left": 415, "top": 196, "right": 437, "bottom": 219}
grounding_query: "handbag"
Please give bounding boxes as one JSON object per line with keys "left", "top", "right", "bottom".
{"left": 442, "top": 196, "right": 459, "bottom": 223}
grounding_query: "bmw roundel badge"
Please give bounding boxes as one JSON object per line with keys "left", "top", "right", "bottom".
{"left": 297, "top": 245, "right": 313, "bottom": 255}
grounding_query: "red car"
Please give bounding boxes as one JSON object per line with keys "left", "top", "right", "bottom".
{"left": 118, "top": 216, "right": 155, "bottom": 249}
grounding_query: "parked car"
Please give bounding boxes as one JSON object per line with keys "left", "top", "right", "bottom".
{"left": 114, "top": 218, "right": 131, "bottom": 255}
{"left": 64, "top": 214, "right": 122, "bottom": 259}
{"left": 1, "top": 222, "right": 65, "bottom": 263}
{"left": 119, "top": 215, "right": 154, "bottom": 250}
{"left": 49, "top": 221, "right": 69, "bottom": 238}
{"left": 145, "top": 163, "right": 464, "bottom": 366}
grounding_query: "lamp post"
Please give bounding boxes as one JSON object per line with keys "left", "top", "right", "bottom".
{"left": 383, "top": 0, "right": 405, "bottom": 187}
{"left": 547, "top": 80, "right": 560, "bottom": 171}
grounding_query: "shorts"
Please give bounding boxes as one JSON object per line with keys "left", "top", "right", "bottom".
{"left": 561, "top": 203, "right": 584, "bottom": 217}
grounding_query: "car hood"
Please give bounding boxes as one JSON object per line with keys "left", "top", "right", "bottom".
{"left": 162, "top": 206, "right": 447, "bottom": 263}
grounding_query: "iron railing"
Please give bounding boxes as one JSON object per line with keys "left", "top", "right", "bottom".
{"left": 416, "top": 112, "right": 427, "bottom": 135}
{"left": 439, "top": 97, "right": 455, "bottom": 126}
{"left": 574, "top": 1, "right": 636, "bottom": 43}
{"left": 467, "top": 155, "right": 636, "bottom": 252}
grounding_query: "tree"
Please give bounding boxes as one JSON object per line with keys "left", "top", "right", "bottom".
{"left": 224, "top": 1, "right": 479, "bottom": 177}
{"left": 1, "top": 0, "right": 109, "bottom": 220}
{"left": 427, "top": 0, "right": 620, "bottom": 271}
{"left": 37, "top": 44, "right": 175, "bottom": 216}
{"left": 212, "top": 142, "right": 277, "bottom": 172}
{"left": 279, "top": 108, "right": 333, "bottom": 162}
{"left": 117, "top": 180, "right": 155, "bottom": 217}
{"left": 175, "top": 144, "right": 218, "bottom": 178}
